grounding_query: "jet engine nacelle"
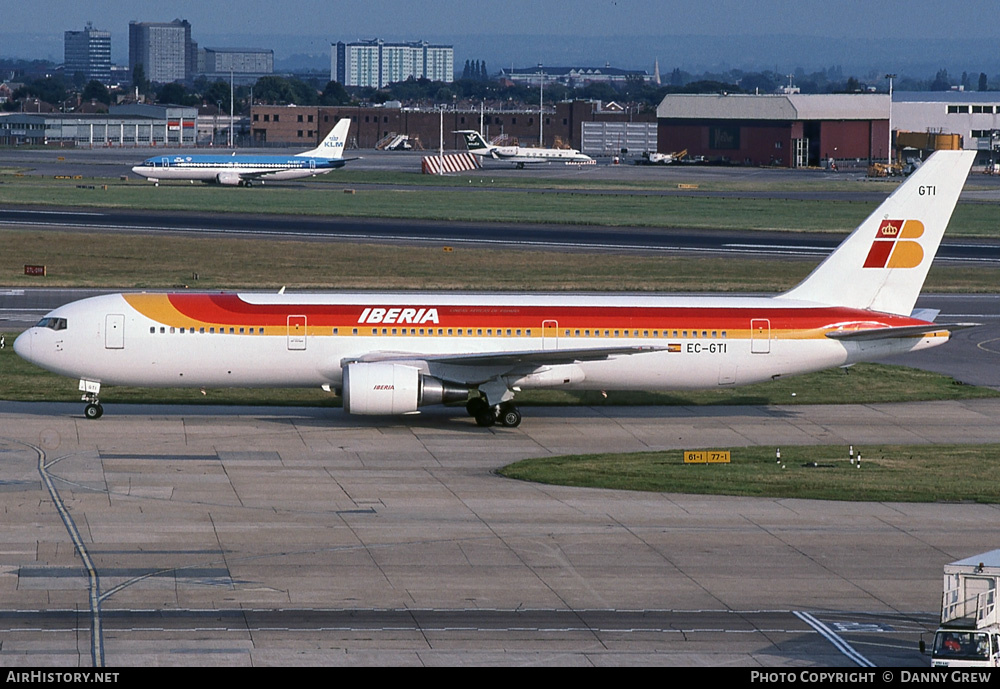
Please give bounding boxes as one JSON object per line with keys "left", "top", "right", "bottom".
{"left": 216, "top": 170, "right": 242, "bottom": 186}
{"left": 342, "top": 362, "right": 468, "bottom": 415}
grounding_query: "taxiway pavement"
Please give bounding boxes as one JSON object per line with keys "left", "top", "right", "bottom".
{"left": 2, "top": 399, "right": 999, "bottom": 666}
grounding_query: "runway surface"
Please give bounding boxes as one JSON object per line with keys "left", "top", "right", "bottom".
{"left": 4, "top": 205, "right": 1000, "bottom": 264}
{"left": 3, "top": 399, "right": 1000, "bottom": 667}
{"left": 5, "top": 146, "right": 1000, "bottom": 195}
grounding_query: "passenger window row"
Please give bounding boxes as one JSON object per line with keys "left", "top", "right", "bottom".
{"left": 563, "top": 329, "right": 727, "bottom": 338}
{"left": 148, "top": 326, "right": 728, "bottom": 338}
{"left": 150, "top": 326, "right": 264, "bottom": 334}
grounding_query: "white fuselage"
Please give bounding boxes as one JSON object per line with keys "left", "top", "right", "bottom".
{"left": 484, "top": 146, "right": 594, "bottom": 165}
{"left": 131, "top": 155, "right": 342, "bottom": 184}
{"left": 13, "top": 292, "right": 947, "bottom": 395}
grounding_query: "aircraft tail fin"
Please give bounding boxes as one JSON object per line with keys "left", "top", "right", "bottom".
{"left": 456, "top": 130, "right": 493, "bottom": 154}
{"left": 298, "top": 118, "right": 351, "bottom": 159}
{"left": 777, "top": 150, "right": 975, "bottom": 316}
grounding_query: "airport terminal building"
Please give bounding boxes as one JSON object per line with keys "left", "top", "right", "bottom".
{"left": 0, "top": 105, "right": 199, "bottom": 147}
{"left": 892, "top": 91, "right": 1000, "bottom": 155}
{"left": 250, "top": 100, "right": 655, "bottom": 152}
{"left": 656, "top": 93, "right": 890, "bottom": 167}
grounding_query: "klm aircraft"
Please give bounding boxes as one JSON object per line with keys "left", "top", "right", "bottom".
{"left": 132, "top": 118, "right": 353, "bottom": 186}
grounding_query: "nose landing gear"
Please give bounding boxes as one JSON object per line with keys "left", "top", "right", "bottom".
{"left": 80, "top": 379, "right": 103, "bottom": 419}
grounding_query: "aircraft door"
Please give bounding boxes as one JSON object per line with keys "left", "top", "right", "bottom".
{"left": 750, "top": 319, "right": 770, "bottom": 354}
{"left": 542, "top": 320, "right": 558, "bottom": 350}
{"left": 105, "top": 314, "right": 125, "bottom": 349}
{"left": 287, "top": 315, "right": 306, "bottom": 350}
{"left": 718, "top": 362, "right": 737, "bottom": 386}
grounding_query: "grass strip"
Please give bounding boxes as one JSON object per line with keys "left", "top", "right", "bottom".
{"left": 1, "top": 174, "right": 998, "bottom": 236}
{"left": 2, "top": 229, "right": 999, "bottom": 292}
{"left": 498, "top": 443, "right": 1000, "bottom": 502}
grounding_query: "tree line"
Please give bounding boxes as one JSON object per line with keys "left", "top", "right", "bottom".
{"left": 3, "top": 60, "right": 998, "bottom": 115}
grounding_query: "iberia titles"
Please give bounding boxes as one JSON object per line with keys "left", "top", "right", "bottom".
{"left": 358, "top": 307, "right": 440, "bottom": 325}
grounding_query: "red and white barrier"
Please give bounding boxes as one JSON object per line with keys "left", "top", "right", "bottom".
{"left": 422, "top": 153, "right": 481, "bottom": 174}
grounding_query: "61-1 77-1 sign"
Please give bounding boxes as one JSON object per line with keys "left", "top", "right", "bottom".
{"left": 684, "top": 450, "right": 731, "bottom": 464}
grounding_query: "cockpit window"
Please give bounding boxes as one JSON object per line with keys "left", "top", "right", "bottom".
{"left": 35, "top": 317, "right": 67, "bottom": 331}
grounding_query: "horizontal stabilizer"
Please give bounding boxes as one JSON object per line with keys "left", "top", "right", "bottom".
{"left": 825, "top": 323, "right": 978, "bottom": 341}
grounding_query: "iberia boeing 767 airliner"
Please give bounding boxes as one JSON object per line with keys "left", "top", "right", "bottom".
{"left": 15, "top": 150, "right": 977, "bottom": 426}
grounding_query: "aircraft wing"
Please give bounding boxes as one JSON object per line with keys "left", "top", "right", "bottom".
{"left": 321, "top": 157, "right": 362, "bottom": 167}
{"left": 236, "top": 169, "right": 280, "bottom": 180}
{"left": 424, "top": 345, "right": 660, "bottom": 367}
{"left": 825, "top": 323, "right": 978, "bottom": 341}
{"left": 237, "top": 157, "right": 359, "bottom": 180}
{"left": 342, "top": 345, "right": 662, "bottom": 384}
{"left": 347, "top": 345, "right": 660, "bottom": 367}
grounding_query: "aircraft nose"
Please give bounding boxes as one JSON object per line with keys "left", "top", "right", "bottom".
{"left": 13, "top": 329, "right": 31, "bottom": 361}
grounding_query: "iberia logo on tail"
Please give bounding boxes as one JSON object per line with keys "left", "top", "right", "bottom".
{"left": 863, "top": 219, "right": 925, "bottom": 269}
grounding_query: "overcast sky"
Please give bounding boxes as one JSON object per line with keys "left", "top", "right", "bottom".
{"left": 4, "top": 0, "right": 997, "bottom": 39}
{"left": 3, "top": 1, "right": 997, "bottom": 75}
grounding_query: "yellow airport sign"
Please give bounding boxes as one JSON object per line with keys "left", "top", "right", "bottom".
{"left": 684, "top": 450, "right": 731, "bottom": 464}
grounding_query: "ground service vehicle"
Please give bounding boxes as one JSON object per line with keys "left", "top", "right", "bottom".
{"left": 929, "top": 550, "right": 1000, "bottom": 667}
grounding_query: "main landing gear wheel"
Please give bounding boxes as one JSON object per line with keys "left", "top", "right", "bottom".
{"left": 467, "top": 397, "right": 522, "bottom": 428}
{"left": 84, "top": 403, "right": 104, "bottom": 419}
{"left": 466, "top": 398, "right": 495, "bottom": 427}
{"left": 475, "top": 410, "right": 496, "bottom": 427}
{"left": 466, "top": 398, "right": 488, "bottom": 417}
{"left": 498, "top": 403, "right": 522, "bottom": 428}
